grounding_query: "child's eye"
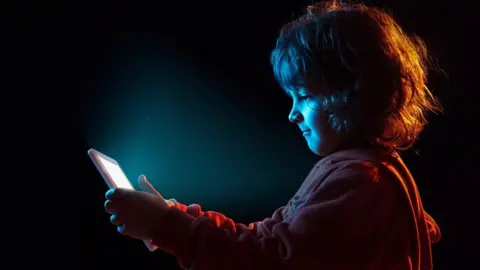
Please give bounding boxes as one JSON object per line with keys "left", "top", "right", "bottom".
{"left": 298, "top": 93, "right": 312, "bottom": 99}
{"left": 297, "top": 88, "right": 312, "bottom": 99}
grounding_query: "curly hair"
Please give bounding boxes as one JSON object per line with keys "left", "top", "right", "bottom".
{"left": 270, "top": 0, "right": 442, "bottom": 151}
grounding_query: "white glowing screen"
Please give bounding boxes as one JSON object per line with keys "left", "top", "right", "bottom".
{"left": 98, "top": 156, "right": 134, "bottom": 190}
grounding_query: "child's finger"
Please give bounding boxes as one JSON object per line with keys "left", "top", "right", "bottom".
{"left": 137, "top": 175, "right": 165, "bottom": 200}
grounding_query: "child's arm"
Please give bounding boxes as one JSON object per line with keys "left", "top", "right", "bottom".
{"left": 151, "top": 161, "right": 401, "bottom": 270}
{"left": 166, "top": 199, "right": 275, "bottom": 236}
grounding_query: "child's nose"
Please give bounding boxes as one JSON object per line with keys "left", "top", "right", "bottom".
{"left": 288, "top": 109, "right": 303, "bottom": 123}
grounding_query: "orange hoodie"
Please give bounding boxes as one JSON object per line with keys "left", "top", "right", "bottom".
{"left": 151, "top": 148, "right": 441, "bottom": 270}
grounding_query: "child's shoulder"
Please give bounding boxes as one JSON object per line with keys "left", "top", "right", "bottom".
{"left": 316, "top": 147, "right": 401, "bottom": 186}
{"left": 320, "top": 147, "right": 398, "bottom": 167}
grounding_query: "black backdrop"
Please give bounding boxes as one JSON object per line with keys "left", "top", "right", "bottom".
{"left": 4, "top": 0, "right": 476, "bottom": 269}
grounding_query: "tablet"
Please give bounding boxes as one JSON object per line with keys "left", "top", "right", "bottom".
{"left": 88, "top": 148, "right": 158, "bottom": 252}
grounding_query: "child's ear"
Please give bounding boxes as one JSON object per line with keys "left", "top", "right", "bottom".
{"left": 327, "top": 112, "right": 341, "bottom": 133}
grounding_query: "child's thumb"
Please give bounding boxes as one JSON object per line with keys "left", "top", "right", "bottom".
{"left": 138, "top": 175, "right": 162, "bottom": 198}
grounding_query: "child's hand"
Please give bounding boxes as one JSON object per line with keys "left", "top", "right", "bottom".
{"left": 104, "top": 175, "right": 169, "bottom": 241}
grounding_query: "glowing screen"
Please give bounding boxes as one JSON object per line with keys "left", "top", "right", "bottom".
{"left": 98, "top": 156, "right": 134, "bottom": 189}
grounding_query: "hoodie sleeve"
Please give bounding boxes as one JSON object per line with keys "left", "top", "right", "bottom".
{"left": 151, "top": 161, "right": 401, "bottom": 270}
{"left": 165, "top": 199, "right": 262, "bottom": 236}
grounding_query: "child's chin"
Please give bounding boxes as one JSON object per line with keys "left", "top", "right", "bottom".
{"left": 308, "top": 143, "right": 327, "bottom": 156}
{"left": 309, "top": 143, "right": 335, "bottom": 157}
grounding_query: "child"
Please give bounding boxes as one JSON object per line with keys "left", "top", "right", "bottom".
{"left": 104, "top": 1, "right": 442, "bottom": 269}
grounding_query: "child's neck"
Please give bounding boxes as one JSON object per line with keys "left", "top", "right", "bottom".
{"left": 335, "top": 136, "right": 382, "bottom": 153}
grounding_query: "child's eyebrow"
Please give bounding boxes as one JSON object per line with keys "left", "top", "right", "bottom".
{"left": 297, "top": 88, "right": 310, "bottom": 95}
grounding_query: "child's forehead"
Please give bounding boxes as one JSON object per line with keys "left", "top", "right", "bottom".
{"left": 285, "top": 89, "right": 296, "bottom": 98}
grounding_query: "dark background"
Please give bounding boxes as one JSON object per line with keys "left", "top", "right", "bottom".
{"left": 5, "top": 0, "right": 476, "bottom": 269}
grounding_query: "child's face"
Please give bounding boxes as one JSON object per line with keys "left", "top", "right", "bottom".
{"left": 287, "top": 88, "right": 345, "bottom": 156}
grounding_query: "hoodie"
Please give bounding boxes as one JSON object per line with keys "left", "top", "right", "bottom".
{"left": 152, "top": 148, "right": 441, "bottom": 270}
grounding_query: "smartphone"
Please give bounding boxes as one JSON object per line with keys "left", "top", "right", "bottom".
{"left": 88, "top": 148, "right": 158, "bottom": 252}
